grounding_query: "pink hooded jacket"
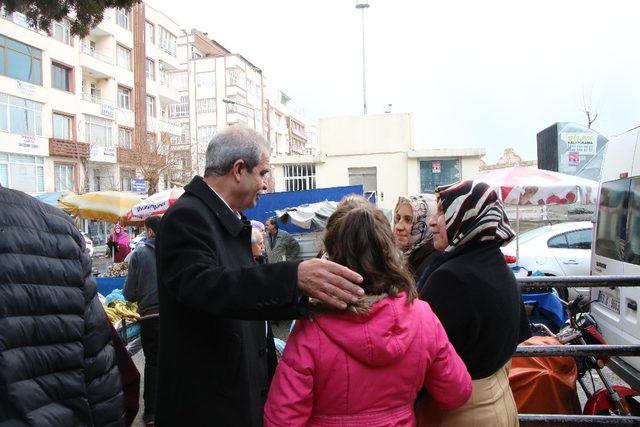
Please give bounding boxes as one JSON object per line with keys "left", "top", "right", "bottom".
{"left": 264, "top": 293, "right": 472, "bottom": 427}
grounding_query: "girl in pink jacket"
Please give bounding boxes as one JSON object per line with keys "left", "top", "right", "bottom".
{"left": 264, "top": 199, "right": 472, "bottom": 427}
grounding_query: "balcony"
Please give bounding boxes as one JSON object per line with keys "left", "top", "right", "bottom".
{"left": 158, "top": 82, "right": 180, "bottom": 104}
{"left": 117, "top": 147, "right": 165, "bottom": 166}
{"left": 116, "top": 108, "right": 135, "bottom": 127}
{"left": 82, "top": 93, "right": 115, "bottom": 118}
{"left": 49, "top": 138, "right": 90, "bottom": 159}
{"left": 159, "top": 119, "right": 181, "bottom": 135}
{"left": 80, "top": 44, "right": 115, "bottom": 79}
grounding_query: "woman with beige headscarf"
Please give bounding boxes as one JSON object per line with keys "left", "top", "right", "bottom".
{"left": 393, "top": 194, "right": 441, "bottom": 280}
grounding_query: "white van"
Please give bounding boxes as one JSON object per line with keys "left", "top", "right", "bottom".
{"left": 591, "top": 126, "right": 640, "bottom": 384}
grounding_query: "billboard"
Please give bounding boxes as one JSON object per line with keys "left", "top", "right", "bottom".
{"left": 537, "top": 122, "right": 608, "bottom": 178}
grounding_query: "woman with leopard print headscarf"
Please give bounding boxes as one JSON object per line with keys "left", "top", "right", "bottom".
{"left": 393, "top": 194, "right": 441, "bottom": 280}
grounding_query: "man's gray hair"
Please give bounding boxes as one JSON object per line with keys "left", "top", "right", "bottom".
{"left": 204, "top": 125, "right": 271, "bottom": 177}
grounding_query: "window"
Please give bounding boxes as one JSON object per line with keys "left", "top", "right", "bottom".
{"left": 146, "top": 95, "right": 155, "bottom": 117}
{"left": 0, "top": 93, "right": 43, "bottom": 136}
{"left": 52, "top": 19, "right": 72, "bottom": 45}
{"left": 84, "top": 114, "right": 112, "bottom": 146}
{"left": 117, "top": 44, "right": 131, "bottom": 70}
{"left": 116, "top": 8, "right": 130, "bottom": 30}
{"left": 180, "top": 122, "right": 189, "bottom": 144}
{"left": 170, "top": 71, "right": 188, "bottom": 91}
{"left": 51, "top": 63, "right": 71, "bottom": 92}
{"left": 55, "top": 164, "right": 74, "bottom": 192}
{"left": 548, "top": 234, "right": 569, "bottom": 249}
{"left": 419, "top": 159, "right": 461, "bottom": 193}
{"left": 121, "top": 169, "right": 134, "bottom": 191}
{"left": 595, "top": 179, "right": 630, "bottom": 261}
{"left": 0, "top": 35, "right": 42, "bottom": 85}
{"left": 284, "top": 164, "right": 316, "bottom": 192}
{"left": 158, "top": 26, "right": 177, "bottom": 57}
{"left": 146, "top": 132, "right": 156, "bottom": 152}
{"left": 197, "top": 125, "right": 216, "bottom": 142}
{"left": 146, "top": 58, "right": 155, "bottom": 80}
{"left": 118, "top": 86, "right": 131, "bottom": 110}
{"left": 197, "top": 98, "right": 216, "bottom": 114}
{"left": 348, "top": 167, "right": 377, "bottom": 200}
{"left": 0, "top": 153, "right": 44, "bottom": 193}
{"left": 226, "top": 68, "right": 245, "bottom": 89}
{"left": 52, "top": 113, "right": 72, "bottom": 140}
{"left": 145, "top": 21, "right": 154, "bottom": 45}
{"left": 566, "top": 229, "right": 592, "bottom": 249}
{"left": 118, "top": 127, "right": 132, "bottom": 148}
{"left": 170, "top": 95, "right": 189, "bottom": 118}
{"left": 196, "top": 71, "right": 215, "bottom": 88}
{"left": 627, "top": 178, "right": 640, "bottom": 265}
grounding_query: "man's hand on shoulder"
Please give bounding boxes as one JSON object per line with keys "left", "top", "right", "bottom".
{"left": 297, "top": 259, "right": 364, "bottom": 310}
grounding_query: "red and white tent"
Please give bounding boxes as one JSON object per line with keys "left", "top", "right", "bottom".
{"left": 475, "top": 166, "right": 598, "bottom": 206}
{"left": 127, "top": 187, "right": 185, "bottom": 221}
{"left": 474, "top": 166, "right": 598, "bottom": 261}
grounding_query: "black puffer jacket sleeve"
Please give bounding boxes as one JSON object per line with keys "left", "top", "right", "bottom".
{"left": 79, "top": 242, "right": 126, "bottom": 426}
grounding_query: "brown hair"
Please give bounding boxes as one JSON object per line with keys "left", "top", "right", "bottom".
{"left": 324, "top": 201, "right": 417, "bottom": 304}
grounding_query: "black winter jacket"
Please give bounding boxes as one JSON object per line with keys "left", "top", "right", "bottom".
{"left": 417, "top": 242, "right": 531, "bottom": 380}
{"left": 156, "top": 176, "right": 306, "bottom": 426}
{"left": 0, "top": 187, "right": 126, "bottom": 426}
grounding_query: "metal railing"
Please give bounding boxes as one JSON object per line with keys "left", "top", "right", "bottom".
{"left": 82, "top": 92, "right": 114, "bottom": 107}
{"left": 515, "top": 275, "right": 640, "bottom": 425}
{"left": 81, "top": 44, "right": 112, "bottom": 64}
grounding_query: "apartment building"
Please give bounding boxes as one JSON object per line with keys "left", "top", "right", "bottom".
{"left": 167, "top": 30, "right": 308, "bottom": 183}
{"left": 0, "top": 2, "right": 182, "bottom": 197}
{"left": 264, "top": 89, "right": 307, "bottom": 156}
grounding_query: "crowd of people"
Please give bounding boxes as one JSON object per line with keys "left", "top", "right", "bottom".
{"left": 0, "top": 124, "right": 531, "bottom": 426}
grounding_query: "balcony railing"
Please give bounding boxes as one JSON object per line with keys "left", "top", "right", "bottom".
{"left": 81, "top": 44, "right": 112, "bottom": 63}
{"left": 49, "top": 138, "right": 90, "bottom": 159}
{"left": 82, "top": 92, "right": 113, "bottom": 107}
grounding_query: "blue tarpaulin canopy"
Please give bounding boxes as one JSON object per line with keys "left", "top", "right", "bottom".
{"left": 33, "top": 191, "right": 74, "bottom": 207}
{"left": 243, "top": 185, "right": 364, "bottom": 233}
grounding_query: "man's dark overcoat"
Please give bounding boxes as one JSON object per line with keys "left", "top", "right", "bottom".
{"left": 155, "top": 176, "right": 305, "bottom": 426}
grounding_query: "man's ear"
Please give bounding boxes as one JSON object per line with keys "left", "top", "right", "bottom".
{"left": 231, "top": 159, "right": 246, "bottom": 182}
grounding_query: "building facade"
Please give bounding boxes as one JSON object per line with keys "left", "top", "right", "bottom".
{"left": 270, "top": 114, "right": 486, "bottom": 210}
{"left": 163, "top": 30, "right": 308, "bottom": 183}
{"left": 0, "top": 4, "right": 183, "bottom": 198}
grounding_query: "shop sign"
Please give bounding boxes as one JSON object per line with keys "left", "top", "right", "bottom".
{"left": 561, "top": 132, "right": 597, "bottom": 155}
{"left": 101, "top": 102, "right": 114, "bottom": 117}
{"left": 131, "top": 179, "right": 148, "bottom": 194}
{"left": 90, "top": 145, "right": 117, "bottom": 163}
{"left": 18, "top": 135, "right": 39, "bottom": 149}
{"left": 16, "top": 81, "right": 36, "bottom": 97}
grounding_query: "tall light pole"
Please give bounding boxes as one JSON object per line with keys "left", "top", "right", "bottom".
{"left": 356, "top": 0, "right": 370, "bottom": 115}
{"left": 223, "top": 98, "right": 256, "bottom": 129}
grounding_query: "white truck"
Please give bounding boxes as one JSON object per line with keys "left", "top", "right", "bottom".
{"left": 591, "top": 126, "right": 640, "bottom": 389}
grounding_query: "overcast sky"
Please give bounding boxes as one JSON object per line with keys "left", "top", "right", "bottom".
{"left": 148, "top": 0, "right": 640, "bottom": 162}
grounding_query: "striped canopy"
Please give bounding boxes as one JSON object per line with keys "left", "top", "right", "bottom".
{"left": 59, "top": 191, "right": 144, "bottom": 224}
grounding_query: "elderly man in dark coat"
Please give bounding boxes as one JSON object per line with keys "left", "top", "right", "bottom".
{"left": 155, "top": 125, "right": 363, "bottom": 426}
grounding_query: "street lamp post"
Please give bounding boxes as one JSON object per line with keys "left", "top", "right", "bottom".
{"left": 355, "top": 0, "right": 370, "bottom": 115}
{"left": 223, "top": 98, "right": 257, "bottom": 129}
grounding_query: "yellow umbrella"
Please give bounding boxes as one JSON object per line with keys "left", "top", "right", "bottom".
{"left": 59, "top": 191, "right": 144, "bottom": 224}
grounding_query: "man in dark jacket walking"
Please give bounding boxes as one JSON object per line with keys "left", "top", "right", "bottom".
{"left": 123, "top": 215, "right": 161, "bottom": 426}
{"left": 155, "top": 125, "right": 364, "bottom": 426}
{"left": 0, "top": 185, "right": 129, "bottom": 426}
